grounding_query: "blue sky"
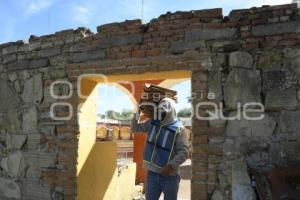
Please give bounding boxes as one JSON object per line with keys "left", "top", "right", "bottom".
{"left": 0, "top": 0, "right": 291, "bottom": 44}
{"left": 97, "top": 80, "right": 191, "bottom": 115}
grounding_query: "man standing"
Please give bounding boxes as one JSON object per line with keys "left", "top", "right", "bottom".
{"left": 131, "top": 97, "right": 189, "bottom": 200}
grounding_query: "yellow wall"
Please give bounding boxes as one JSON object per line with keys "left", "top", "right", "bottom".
{"left": 77, "top": 142, "right": 136, "bottom": 200}
{"left": 158, "top": 78, "right": 190, "bottom": 88}
{"left": 77, "top": 82, "right": 98, "bottom": 174}
{"left": 77, "top": 142, "right": 117, "bottom": 200}
{"left": 82, "top": 70, "right": 191, "bottom": 83}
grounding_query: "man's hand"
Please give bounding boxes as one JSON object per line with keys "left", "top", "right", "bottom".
{"left": 160, "top": 164, "right": 174, "bottom": 176}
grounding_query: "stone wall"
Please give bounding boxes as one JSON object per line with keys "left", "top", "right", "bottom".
{"left": 0, "top": 3, "right": 299, "bottom": 200}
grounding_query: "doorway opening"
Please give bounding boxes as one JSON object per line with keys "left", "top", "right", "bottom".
{"left": 77, "top": 70, "right": 192, "bottom": 200}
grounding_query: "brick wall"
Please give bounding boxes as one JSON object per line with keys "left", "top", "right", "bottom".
{"left": 0, "top": 3, "right": 299, "bottom": 200}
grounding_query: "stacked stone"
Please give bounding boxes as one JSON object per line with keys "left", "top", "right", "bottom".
{"left": 0, "top": 2, "right": 299, "bottom": 200}
{"left": 204, "top": 5, "right": 300, "bottom": 199}
{"left": 0, "top": 29, "right": 88, "bottom": 199}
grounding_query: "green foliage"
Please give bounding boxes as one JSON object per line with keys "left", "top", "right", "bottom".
{"left": 177, "top": 107, "right": 192, "bottom": 117}
{"left": 100, "top": 109, "right": 134, "bottom": 120}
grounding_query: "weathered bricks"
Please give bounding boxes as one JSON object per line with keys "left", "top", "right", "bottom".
{"left": 7, "top": 58, "right": 49, "bottom": 70}
{"left": 193, "top": 8, "right": 223, "bottom": 18}
{"left": 170, "top": 41, "right": 206, "bottom": 54}
{"left": 3, "top": 54, "right": 17, "bottom": 64}
{"left": 1, "top": 44, "right": 18, "bottom": 55}
{"left": 97, "top": 33, "right": 144, "bottom": 48}
{"left": 38, "top": 47, "right": 61, "bottom": 57}
{"left": 252, "top": 21, "right": 300, "bottom": 36}
{"left": 280, "top": 111, "right": 300, "bottom": 133}
{"left": 186, "top": 28, "right": 237, "bottom": 41}
{"left": 70, "top": 50, "right": 106, "bottom": 63}
{"left": 0, "top": 3, "right": 300, "bottom": 200}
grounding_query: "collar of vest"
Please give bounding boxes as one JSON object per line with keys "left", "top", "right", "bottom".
{"left": 150, "top": 119, "right": 181, "bottom": 132}
{"left": 151, "top": 119, "right": 178, "bottom": 126}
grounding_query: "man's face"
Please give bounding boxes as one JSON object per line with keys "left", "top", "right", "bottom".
{"left": 157, "top": 100, "right": 172, "bottom": 121}
{"left": 150, "top": 107, "right": 166, "bottom": 121}
{"left": 158, "top": 107, "right": 167, "bottom": 121}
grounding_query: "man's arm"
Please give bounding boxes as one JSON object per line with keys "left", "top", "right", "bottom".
{"left": 168, "top": 127, "right": 190, "bottom": 170}
{"left": 131, "top": 113, "right": 151, "bottom": 133}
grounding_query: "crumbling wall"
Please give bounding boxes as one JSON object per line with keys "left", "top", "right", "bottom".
{"left": 0, "top": 3, "right": 299, "bottom": 200}
{"left": 0, "top": 30, "right": 86, "bottom": 199}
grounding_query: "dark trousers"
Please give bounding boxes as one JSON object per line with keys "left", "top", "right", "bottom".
{"left": 145, "top": 170, "right": 180, "bottom": 200}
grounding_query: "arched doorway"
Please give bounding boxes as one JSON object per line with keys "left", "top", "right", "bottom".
{"left": 76, "top": 71, "right": 192, "bottom": 200}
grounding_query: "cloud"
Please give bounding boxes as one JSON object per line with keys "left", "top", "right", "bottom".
{"left": 115, "top": 0, "right": 160, "bottom": 22}
{"left": 70, "top": 4, "right": 92, "bottom": 25}
{"left": 117, "top": 0, "right": 142, "bottom": 17}
{"left": 21, "top": 0, "right": 54, "bottom": 18}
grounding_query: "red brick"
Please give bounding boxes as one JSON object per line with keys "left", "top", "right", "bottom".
{"left": 160, "top": 30, "right": 173, "bottom": 37}
{"left": 206, "top": 23, "right": 222, "bottom": 29}
{"left": 192, "top": 161, "right": 208, "bottom": 172}
{"left": 117, "top": 51, "right": 131, "bottom": 59}
{"left": 191, "top": 191, "right": 208, "bottom": 200}
{"left": 146, "top": 48, "right": 161, "bottom": 56}
{"left": 131, "top": 50, "right": 145, "bottom": 57}
{"left": 57, "top": 126, "right": 77, "bottom": 133}
{"left": 278, "top": 39, "right": 297, "bottom": 46}
{"left": 198, "top": 127, "right": 224, "bottom": 136}
{"left": 192, "top": 173, "right": 208, "bottom": 181}
{"left": 194, "top": 8, "right": 222, "bottom": 18}
{"left": 193, "top": 146, "right": 223, "bottom": 156}
{"left": 241, "top": 31, "right": 251, "bottom": 38}
{"left": 207, "top": 183, "right": 217, "bottom": 193}
{"left": 193, "top": 135, "right": 209, "bottom": 144}
{"left": 243, "top": 41, "right": 259, "bottom": 49}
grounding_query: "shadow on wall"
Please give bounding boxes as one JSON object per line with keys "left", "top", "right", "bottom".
{"left": 77, "top": 142, "right": 117, "bottom": 200}
{"left": 77, "top": 78, "right": 98, "bottom": 174}
{"left": 77, "top": 77, "right": 137, "bottom": 200}
{"left": 77, "top": 78, "right": 117, "bottom": 200}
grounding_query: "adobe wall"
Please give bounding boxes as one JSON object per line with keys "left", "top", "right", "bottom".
{"left": 0, "top": 3, "right": 299, "bottom": 200}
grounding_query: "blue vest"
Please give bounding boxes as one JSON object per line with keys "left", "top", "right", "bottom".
{"left": 143, "top": 119, "right": 181, "bottom": 168}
